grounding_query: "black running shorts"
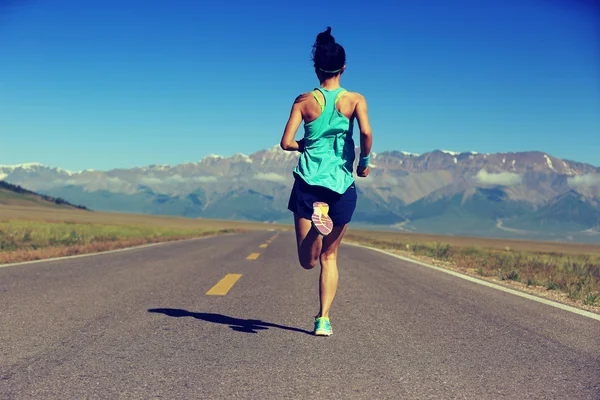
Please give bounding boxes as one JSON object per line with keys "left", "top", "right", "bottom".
{"left": 287, "top": 174, "right": 357, "bottom": 226}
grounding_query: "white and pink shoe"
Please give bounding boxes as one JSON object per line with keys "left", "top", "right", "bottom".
{"left": 311, "top": 202, "right": 333, "bottom": 236}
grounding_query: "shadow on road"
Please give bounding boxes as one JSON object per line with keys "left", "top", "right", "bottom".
{"left": 148, "top": 308, "right": 313, "bottom": 335}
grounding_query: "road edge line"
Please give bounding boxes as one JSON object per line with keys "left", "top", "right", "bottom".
{"left": 0, "top": 233, "right": 238, "bottom": 269}
{"left": 345, "top": 242, "right": 600, "bottom": 322}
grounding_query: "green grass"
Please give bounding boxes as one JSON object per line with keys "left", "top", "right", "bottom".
{"left": 0, "top": 219, "right": 235, "bottom": 263}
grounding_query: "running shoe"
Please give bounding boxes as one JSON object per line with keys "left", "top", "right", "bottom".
{"left": 311, "top": 201, "right": 333, "bottom": 236}
{"left": 314, "top": 316, "right": 333, "bottom": 336}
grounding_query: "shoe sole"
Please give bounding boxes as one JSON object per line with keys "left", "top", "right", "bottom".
{"left": 314, "top": 330, "right": 333, "bottom": 336}
{"left": 311, "top": 202, "right": 333, "bottom": 236}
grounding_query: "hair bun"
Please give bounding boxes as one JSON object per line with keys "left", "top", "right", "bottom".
{"left": 310, "top": 26, "right": 345, "bottom": 74}
{"left": 316, "top": 26, "right": 335, "bottom": 46}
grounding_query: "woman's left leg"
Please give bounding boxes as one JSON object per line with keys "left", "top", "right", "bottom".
{"left": 313, "top": 182, "right": 355, "bottom": 335}
{"left": 317, "top": 223, "right": 348, "bottom": 319}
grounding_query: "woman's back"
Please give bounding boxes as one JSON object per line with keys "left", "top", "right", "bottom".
{"left": 294, "top": 86, "right": 357, "bottom": 193}
{"left": 297, "top": 88, "right": 362, "bottom": 125}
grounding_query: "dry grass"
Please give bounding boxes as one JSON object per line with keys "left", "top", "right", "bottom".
{"left": 3, "top": 205, "right": 599, "bottom": 310}
{"left": 346, "top": 228, "right": 600, "bottom": 256}
{"left": 0, "top": 205, "right": 292, "bottom": 231}
{"left": 0, "top": 205, "right": 291, "bottom": 264}
{"left": 1, "top": 237, "right": 183, "bottom": 264}
{"left": 345, "top": 229, "right": 600, "bottom": 310}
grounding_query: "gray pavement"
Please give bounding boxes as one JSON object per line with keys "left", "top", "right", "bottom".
{"left": 0, "top": 231, "right": 598, "bottom": 399}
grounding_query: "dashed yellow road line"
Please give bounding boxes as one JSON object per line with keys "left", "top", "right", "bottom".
{"left": 246, "top": 253, "right": 261, "bottom": 260}
{"left": 260, "top": 244, "right": 268, "bottom": 248}
{"left": 206, "top": 274, "right": 242, "bottom": 296}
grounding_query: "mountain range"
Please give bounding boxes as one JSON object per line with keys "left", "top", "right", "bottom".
{"left": 2, "top": 147, "right": 600, "bottom": 243}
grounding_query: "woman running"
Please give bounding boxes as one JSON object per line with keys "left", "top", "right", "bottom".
{"left": 280, "top": 26, "right": 373, "bottom": 336}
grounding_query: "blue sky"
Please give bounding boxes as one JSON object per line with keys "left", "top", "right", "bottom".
{"left": 1, "top": 0, "right": 599, "bottom": 171}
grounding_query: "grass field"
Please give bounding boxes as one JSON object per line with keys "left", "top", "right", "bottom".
{"left": 344, "top": 229, "right": 600, "bottom": 310}
{"left": 2, "top": 205, "right": 598, "bottom": 311}
{"left": 0, "top": 206, "right": 290, "bottom": 264}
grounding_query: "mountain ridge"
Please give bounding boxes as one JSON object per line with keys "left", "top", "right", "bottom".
{"left": 0, "top": 180, "right": 89, "bottom": 210}
{"left": 2, "top": 147, "right": 597, "bottom": 175}
{"left": 2, "top": 147, "right": 599, "bottom": 243}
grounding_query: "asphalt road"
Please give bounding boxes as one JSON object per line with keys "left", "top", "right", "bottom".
{"left": 0, "top": 231, "right": 598, "bottom": 399}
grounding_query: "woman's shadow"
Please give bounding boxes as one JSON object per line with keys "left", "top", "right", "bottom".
{"left": 148, "top": 308, "right": 313, "bottom": 335}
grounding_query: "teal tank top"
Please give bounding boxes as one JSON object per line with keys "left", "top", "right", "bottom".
{"left": 293, "top": 87, "right": 355, "bottom": 194}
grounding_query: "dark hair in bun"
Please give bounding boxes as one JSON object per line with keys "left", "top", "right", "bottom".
{"left": 311, "top": 27, "right": 346, "bottom": 77}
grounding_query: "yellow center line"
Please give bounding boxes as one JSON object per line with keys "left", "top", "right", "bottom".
{"left": 206, "top": 274, "right": 242, "bottom": 296}
{"left": 260, "top": 243, "right": 268, "bottom": 248}
{"left": 247, "top": 253, "right": 261, "bottom": 260}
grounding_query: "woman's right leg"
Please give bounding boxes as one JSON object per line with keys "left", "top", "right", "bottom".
{"left": 293, "top": 213, "right": 322, "bottom": 270}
